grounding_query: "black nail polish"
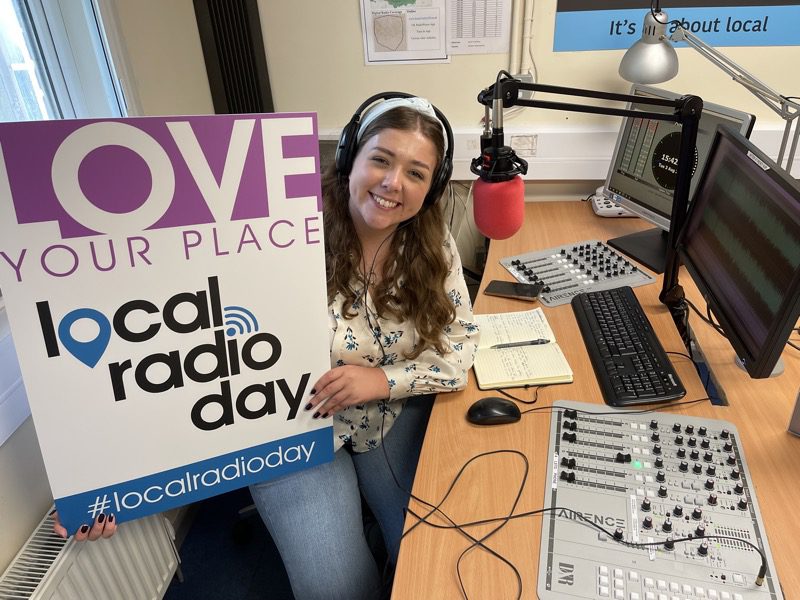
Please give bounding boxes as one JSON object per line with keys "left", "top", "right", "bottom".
{"left": 313, "top": 412, "right": 320, "bottom": 419}
{"left": 80, "top": 525, "right": 89, "bottom": 533}
{"left": 310, "top": 388, "right": 317, "bottom": 394}
{"left": 304, "top": 403, "right": 313, "bottom": 411}
{"left": 109, "top": 515, "right": 115, "bottom": 523}
{"left": 98, "top": 514, "right": 105, "bottom": 523}
{"left": 49, "top": 508, "right": 57, "bottom": 516}
{"left": 321, "top": 413, "right": 329, "bottom": 419}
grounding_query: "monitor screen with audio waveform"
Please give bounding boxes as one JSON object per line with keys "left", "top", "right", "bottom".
{"left": 679, "top": 125, "right": 800, "bottom": 378}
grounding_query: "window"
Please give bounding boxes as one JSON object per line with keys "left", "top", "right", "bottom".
{"left": 1, "top": 0, "right": 126, "bottom": 444}
{"left": 1, "top": 0, "right": 125, "bottom": 122}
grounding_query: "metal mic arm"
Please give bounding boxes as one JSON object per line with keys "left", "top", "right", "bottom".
{"left": 670, "top": 26, "right": 800, "bottom": 172}
{"left": 477, "top": 74, "right": 702, "bottom": 342}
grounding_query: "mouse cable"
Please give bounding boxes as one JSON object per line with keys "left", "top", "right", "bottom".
{"left": 379, "top": 410, "right": 529, "bottom": 600}
{"left": 496, "top": 382, "right": 567, "bottom": 405}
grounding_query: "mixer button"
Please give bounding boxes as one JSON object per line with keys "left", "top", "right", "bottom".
{"left": 598, "top": 585, "right": 610, "bottom": 597}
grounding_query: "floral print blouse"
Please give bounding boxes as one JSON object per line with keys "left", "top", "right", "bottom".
{"left": 329, "top": 232, "right": 480, "bottom": 453}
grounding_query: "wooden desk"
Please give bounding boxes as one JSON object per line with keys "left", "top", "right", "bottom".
{"left": 393, "top": 201, "right": 800, "bottom": 599}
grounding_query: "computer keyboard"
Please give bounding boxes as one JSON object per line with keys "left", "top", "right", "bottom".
{"left": 571, "top": 286, "right": 686, "bottom": 406}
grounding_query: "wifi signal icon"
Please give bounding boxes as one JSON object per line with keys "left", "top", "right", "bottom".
{"left": 223, "top": 306, "right": 259, "bottom": 337}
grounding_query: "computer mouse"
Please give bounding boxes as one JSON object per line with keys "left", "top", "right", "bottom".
{"left": 466, "top": 396, "right": 521, "bottom": 426}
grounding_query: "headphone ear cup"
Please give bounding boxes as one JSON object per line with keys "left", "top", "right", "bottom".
{"left": 424, "top": 152, "right": 453, "bottom": 206}
{"left": 335, "top": 119, "right": 361, "bottom": 177}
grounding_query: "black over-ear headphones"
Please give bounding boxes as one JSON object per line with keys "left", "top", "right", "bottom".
{"left": 334, "top": 91, "right": 454, "bottom": 207}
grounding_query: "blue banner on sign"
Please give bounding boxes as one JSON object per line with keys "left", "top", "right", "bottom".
{"left": 55, "top": 427, "right": 334, "bottom": 532}
{"left": 554, "top": 5, "right": 800, "bottom": 51}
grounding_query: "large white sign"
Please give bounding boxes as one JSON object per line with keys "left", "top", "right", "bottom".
{"left": 0, "top": 114, "right": 333, "bottom": 531}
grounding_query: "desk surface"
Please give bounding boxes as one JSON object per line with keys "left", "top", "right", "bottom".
{"left": 393, "top": 201, "right": 800, "bottom": 600}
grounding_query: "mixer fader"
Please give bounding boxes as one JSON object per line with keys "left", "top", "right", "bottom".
{"left": 539, "top": 400, "right": 783, "bottom": 600}
{"left": 500, "top": 240, "right": 655, "bottom": 307}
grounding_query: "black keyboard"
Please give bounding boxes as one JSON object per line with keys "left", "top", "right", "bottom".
{"left": 571, "top": 286, "right": 686, "bottom": 406}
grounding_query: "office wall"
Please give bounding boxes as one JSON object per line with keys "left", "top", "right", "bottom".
{"left": 256, "top": 0, "right": 799, "bottom": 176}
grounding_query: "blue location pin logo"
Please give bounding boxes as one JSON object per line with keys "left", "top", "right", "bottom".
{"left": 57, "top": 308, "right": 112, "bottom": 368}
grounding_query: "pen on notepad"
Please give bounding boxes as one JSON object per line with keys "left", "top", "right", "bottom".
{"left": 491, "top": 339, "right": 550, "bottom": 349}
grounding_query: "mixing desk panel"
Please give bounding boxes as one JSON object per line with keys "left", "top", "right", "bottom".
{"left": 539, "top": 400, "right": 783, "bottom": 600}
{"left": 500, "top": 240, "right": 655, "bottom": 307}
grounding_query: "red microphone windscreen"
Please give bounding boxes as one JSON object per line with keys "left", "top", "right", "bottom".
{"left": 473, "top": 176, "right": 524, "bottom": 240}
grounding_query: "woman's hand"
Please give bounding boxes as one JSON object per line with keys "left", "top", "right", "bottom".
{"left": 305, "top": 365, "right": 390, "bottom": 417}
{"left": 52, "top": 510, "right": 117, "bottom": 540}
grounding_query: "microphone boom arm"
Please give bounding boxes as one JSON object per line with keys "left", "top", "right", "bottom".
{"left": 477, "top": 75, "right": 703, "bottom": 342}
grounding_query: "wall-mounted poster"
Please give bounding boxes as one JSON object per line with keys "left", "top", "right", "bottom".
{"left": 0, "top": 114, "right": 333, "bottom": 532}
{"left": 555, "top": 1, "right": 800, "bottom": 51}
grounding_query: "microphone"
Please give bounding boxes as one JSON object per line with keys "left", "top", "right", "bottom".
{"left": 471, "top": 92, "right": 528, "bottom": 240}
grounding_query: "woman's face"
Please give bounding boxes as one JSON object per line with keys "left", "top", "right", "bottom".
{"left": 347, "top": 127, "right": 438, "bottom": 239}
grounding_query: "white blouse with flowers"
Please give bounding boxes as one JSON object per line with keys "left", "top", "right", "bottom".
{"left": 328, "top": 232, "right": 480, "bottom": 453}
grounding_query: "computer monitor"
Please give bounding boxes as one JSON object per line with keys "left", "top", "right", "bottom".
{"left": 602, "top": 84, "right": 756, "bottom": 273}
{"left": 678, "top": 125, "right": 800, "bottom": 379}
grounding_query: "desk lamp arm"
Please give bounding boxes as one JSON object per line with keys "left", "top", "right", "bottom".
{"left": 671, "top": 27, "right": 800, "bottom": 171}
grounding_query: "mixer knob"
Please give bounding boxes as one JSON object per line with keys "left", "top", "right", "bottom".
{"left": 572, "top": 259, "right": 579, "bottom": 265}
{"left": 563, "top": 420, "right": 578, "bottom": 431}
{"left": 658, "top": 485, "right": 668, "bottom": 498}
{"left": 572, "top": 246, "right": 578, "bottom": 252}
{"left": 690, "top": 450, "right": 700, "bottom": 461}
{"left": 679, "top": 461, "right": 689, "bottom": 472}
{"left": 698, "top": 541, "right": 709, "bottom": 556}
{"left": 654, "top": 457, "right": 664, "bottom": 468}
{"left": 560, "top": 249, "right": 566, "bottom": 255}
{"left": 649, "top": 419, "right": 658, "bottom": 430}
{"left": 531, "top": 274, "right": 540, "bottom": 281}
{"left": 560, "top": 457, "right": 577, "bottom": 469}
{"left": 696, "top": 523, "right": 706, "bottom": 537}
{"left": 662, "top": 518, "right": 673, "bottom": 532}
{"left": 685, "top": 425, "right": 694, "bottom": 434}
{"left": 720, "top": 429, "right": 730, "bottom": 439}
{"left": 704, "top": 478, "right": 714, "bottom": 490}
{"left": 641, "top": 498, "right": 652, "bottom": 511}
{"left": 559, "top": 471, "right": 576, "bottom": 483}
{"left": 664, "top": 536, "right": 675, "bottom": 550}
{"left": 693, "top": 463, "right": 703, "bottom": 474}
{"left": 593, "top": 274, "right": 600, "bottom": 281}
{"left": 613, "top": 527, "right": 624, "bottom": 540}
{"left": 672, "top": 422, "right": 682, "bottom": 432}
{"left": 706, "top": 465, "right": 716, "bottom": 476}
{"left": 642, "top": 516, "right": 653, "bottom": 530}
{"left": 730, "top": 467, "right": 740, "bottom": 480}
{"left": 656, "top": 470, "right": 666, "bottom": 483}
{"left": 723, "top": 441, "right": 733, "bottom": 452}
{"left": 615, "top": 452, "right": 632, "bottom": 463}
{"left": 676, "top": 448, "right": 686, "bottom": 459}
{"left": 543, "top": 286, "right": 551, "bottom": 293}
{"left": 703, "top": 451, "right": 714, "bottom": 462}
{"left": 701, "top": 439, "right": 710, "bottom": 449}
{"left": 562, "top": 432, "right": 577, "bottom": 443}
{"left": 698, "top": 426, "right": 707, "bottom": 437}
{"left": 672, "top": 505, "right": 683, "bottom": 517}
{"left": 688, "top": 437, "right": 697, "bottom": 447}
{"left": 524, "top": 269, "right": 533, "bottom": 276}
{"left": 692, "top": 507, "right": 703, "bottom": 520}
{"left": 675, "top": 435, "right": 684, "bottom": 445}
{"left": 726, "top": 454, "right": 736, "bottom": 465}
{"left": 734, "top": 482, "right": 744, "bottom": 495}
{"left": 738, "top": 497, "right": 749, "bottom": 510}
{"left": 653, "top": 444, "right": 662, "bottom": 455}
{"left": 708, "top": 493, "right": 718, "bottom": 506}
{"left": 651, "top": 432, "right": 660, "bottom": 442}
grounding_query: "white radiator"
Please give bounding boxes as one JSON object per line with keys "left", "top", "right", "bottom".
{"left": 0, "top": 510, "right": 178, "bottom": 600}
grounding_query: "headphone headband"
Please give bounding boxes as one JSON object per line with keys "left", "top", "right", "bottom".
{"left": 335, "top": 92, "right": 454, "bottom": 207}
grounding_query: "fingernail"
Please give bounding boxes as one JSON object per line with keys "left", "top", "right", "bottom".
{"left": 109, "top": 515, "right": 115, "bottom": 523}
{"left": 304, "top": 403, "right": 313, "bottom": 411}
{"left": 321, "top": 413, "right": 329, "bottom": 419}
{"left": 49, "top": 508, "right": 57, "bottom": 516}
{"left": 310, "top": 388, "right": 317, "bottom": 394}
{"left": 80, "top": 525, "right": 89, "bottom": 533}
{"left": 313, "top": 412, "right": 320, "bottom": 419}
{"left": 98, "top": 514, "right": 105, "bottom": 523}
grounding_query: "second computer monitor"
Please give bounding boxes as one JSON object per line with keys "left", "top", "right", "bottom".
{"left": 602, "top": 84, "right": 755, "bottom": 273}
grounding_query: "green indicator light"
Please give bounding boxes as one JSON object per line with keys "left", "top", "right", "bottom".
{"left": 633, "top": 461, "right": 643, "bottom": 469}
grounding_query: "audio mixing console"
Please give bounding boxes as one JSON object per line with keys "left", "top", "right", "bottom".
{"left": 539, "top": 400, "right": 783, "bottom": 600}
{"left": 500, "top": 241, "right": 655, "bottom": 307}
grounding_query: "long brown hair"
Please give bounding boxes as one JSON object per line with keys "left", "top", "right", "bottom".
{"left": 323, "top": 105, "right": 455, "bottom": 359}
